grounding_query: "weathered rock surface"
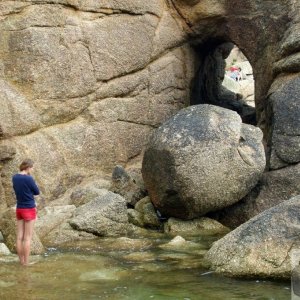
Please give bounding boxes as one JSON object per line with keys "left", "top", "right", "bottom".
{"left": 164, "top": 217, "right": 229, "bottom": 236}
{"left": 173, "top": 0, "right": 299, "bottom": 167}
{"left": 110, "top": 165, "right": 146, "bottom": 206}
{"left": 0, "top": 0, "right": 299, "bottom": 224}
{"left": 69, "top": 182, "right": 110, "bottom": 207}
{"left": 205, "top": 195, "right": 300, "bottom": 279}
{"left": 211, "top": 162, "right": 300, "bottom": 228}
{"left": 69, "top": 190, "right": 130, "bottom": 236}
{"left": 158, "top": 236, "right": 204, "bottom": 254}
{"left": 0, "top": 0, "right": 195, "bottom": 212}
{"left": 128, "top": 196, "right": 161, "bottom": 228}
{"left": 142, "top": 105, "right": 266, "bottom": 219}
{"left": 35, "top": 205, "right": 76, "bottom": 240}
{"left": 0, "top": 208, "right": 45, "bottom": 255}
{"left": 267, "top": 76, "right": 300, "bottom": 168}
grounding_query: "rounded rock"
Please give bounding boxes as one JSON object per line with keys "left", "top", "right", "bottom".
{"left": 142, "top": 104, "right": 265, "bottom": 219}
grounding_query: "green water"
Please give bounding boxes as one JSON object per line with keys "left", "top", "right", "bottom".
{"left": 0, "top": 234, "right": 290, "bottom": 300}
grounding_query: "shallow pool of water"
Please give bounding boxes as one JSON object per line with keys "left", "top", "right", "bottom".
{"left": 0, "top": 234, "right": 290, "bottom": 300}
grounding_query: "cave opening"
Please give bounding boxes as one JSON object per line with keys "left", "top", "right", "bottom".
{"left": 191, "top": 41, "right": 256, "bottom": 125}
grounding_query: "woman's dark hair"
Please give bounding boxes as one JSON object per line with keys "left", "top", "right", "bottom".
{"left": 19, "top": 159, "right": 34, "bottom": 171}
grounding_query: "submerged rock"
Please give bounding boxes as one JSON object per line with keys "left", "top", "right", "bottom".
{"left": 79, "top": 269, "right": 123, "bottom": 281}
{"left": 159, "top": 236, "right": 207, "bottom": 256}
{"left": 142, "top": 104, "right": 265, "bottom": 219}
{"left": 204, "top": 195, "right": 300, "bottom": 279}
{"left": 122, "top": 251, "right": 156, "bottom": 263}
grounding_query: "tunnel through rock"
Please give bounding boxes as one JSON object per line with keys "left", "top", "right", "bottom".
{"left": 191, "top": 41, "right": 256, "bottom": 125}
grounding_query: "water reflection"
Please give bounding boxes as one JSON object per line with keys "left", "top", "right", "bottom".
{"left": 0, "top": 234, "right": 290, "bottom": 300}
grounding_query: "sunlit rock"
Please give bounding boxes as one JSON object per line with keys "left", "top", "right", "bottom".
{"left": 69, "top": 190, "right": 130, "bottom": 236}
{"left": 205, "top": 195, "right": 300, "bottom": 279}
{"left": 142, "top": 105, "right": 265, "bottom": 219}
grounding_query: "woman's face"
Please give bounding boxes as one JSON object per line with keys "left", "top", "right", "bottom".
{"left": 27, "top": 166, "right": 34, "bottom": 174}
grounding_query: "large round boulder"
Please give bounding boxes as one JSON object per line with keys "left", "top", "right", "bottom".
{"left": 142, "top": 104, "right": 265, "bottom": 219}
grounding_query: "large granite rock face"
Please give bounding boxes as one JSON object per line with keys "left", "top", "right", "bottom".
{"left": 204, "top": 195, "right": 300, "bottom": 279}
{"left": 142, "top": 105, "right": 265, "bottom": 219}
{"left": 172, "top": 0, "right": 299, "bottom": 169}
{"left": 0, "top": 0, "right": 299, "bottom": 218}
{"left": 0, "top": 0, "right": 196, "bottom": 212}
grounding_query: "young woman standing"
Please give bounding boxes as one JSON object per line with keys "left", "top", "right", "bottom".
{"left": 12, "top": 159, "right": 40, "bottom": 266}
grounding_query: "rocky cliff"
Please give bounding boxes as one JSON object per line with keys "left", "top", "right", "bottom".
{"left": 0, "top": 0, "right": 299, "bottom": 212}
{"left": 0, "top": 0, "right": 197, "bottom": 209}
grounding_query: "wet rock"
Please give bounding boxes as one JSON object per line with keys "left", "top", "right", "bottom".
{"left": 205, "top": 195, "right": 300, "bottom": 279}
{"left": 159, "top": 236, "right": 207, "bottom": 256}
{"left": 112, "top": 237, "right": 153, "bottom": 251}
{"left": 35, "top": 205, "right": 76, "bottom": 240}
{"left": 59, "top": 236, "right": 153, "bottom": 253}
{"left": 123, "top": 251, "right": 156, "bottom": 263}
{"left": 69, "top": 190, "right": 130, "bottom": 237}
{"left": 142, "top": 104, "right": 265, "bottom": 219}
{"left": 211, "top": 163, "right": 300, "bottom": 228}
{"left": 127, "top": 209, "right": 144, "bottom": 228}
{"left": 110, "top": 165, "right": 146, "bottom": 206}
{"left": 0, "top": 208, "right": 45, "bottom": 255}
{"left": 159, "top": 235, "right": 201, "bottom": 252}
{"left": 164, "top": 217, "right": 230, "bottom": 236}
{"left": 0, "top": 243, "right": 11, "bottom": 255}
{"left": 134, "top": 196, "right": 161, "bottom": 228}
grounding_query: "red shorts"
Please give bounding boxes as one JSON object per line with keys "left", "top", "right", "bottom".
{"left": 16, "top": 208, "right": 37, "bottom": 221}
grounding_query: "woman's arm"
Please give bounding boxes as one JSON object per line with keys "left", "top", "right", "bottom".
{"left": 29, "top": 176, "right": 40, "bottom": 196}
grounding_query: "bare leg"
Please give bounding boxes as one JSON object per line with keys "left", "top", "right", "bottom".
{"left": 23, "top": 220, "right": 35, "bottom": 266}
{"left": 16, "top": 220, "right": 25, "bottom": 265}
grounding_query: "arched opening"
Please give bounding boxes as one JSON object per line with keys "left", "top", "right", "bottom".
{"left": 191, "top": 41, "right": 256, "bottom": 125}
{"left": 224, "top": 45, "right": 254, "bottom": 108}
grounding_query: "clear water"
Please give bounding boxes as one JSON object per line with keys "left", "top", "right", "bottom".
{"left": 0, "top": 233, "right": 290, "bottom": 300}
